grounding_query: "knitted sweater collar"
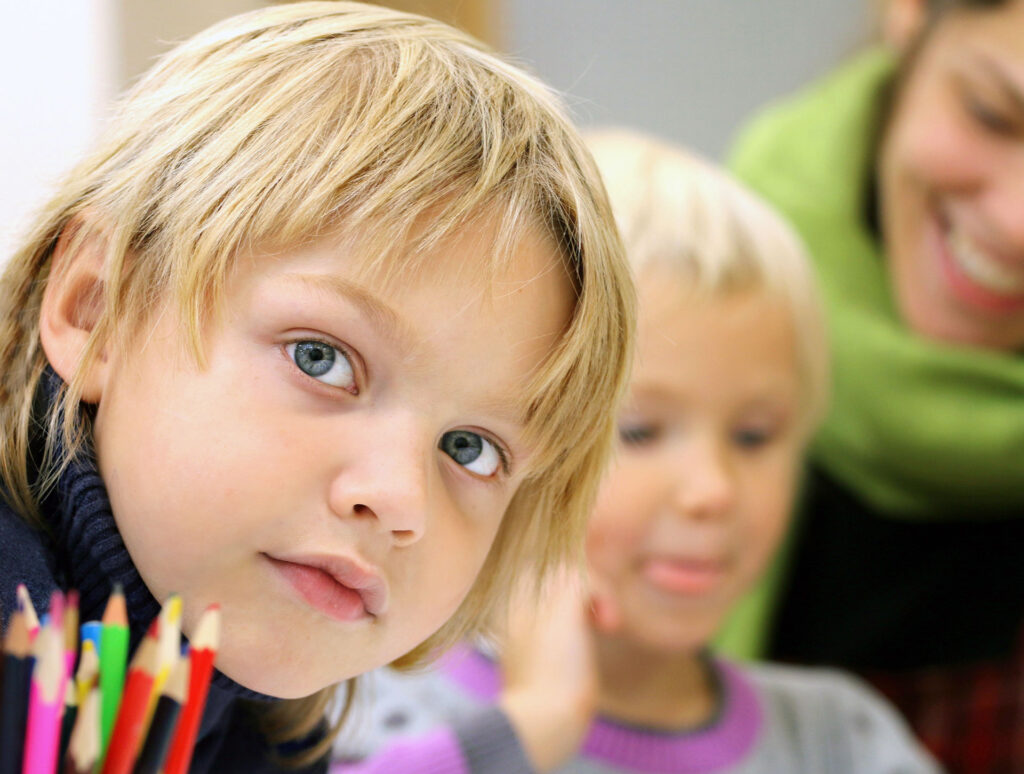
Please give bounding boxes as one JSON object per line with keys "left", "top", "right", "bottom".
{"left": 38, "top": 369, "right": 271, "bottom": 701}
{"left": 441, "top": 645, "right": 761, "bottom": 774}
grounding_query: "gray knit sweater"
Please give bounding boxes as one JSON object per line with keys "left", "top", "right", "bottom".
{"left": 333, "top": 646, "right": 942, "bottom": 773}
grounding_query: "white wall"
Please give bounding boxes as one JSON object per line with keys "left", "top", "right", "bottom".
{"left": 1, "top": 0, "right": 117, "bottom": 262}
{"left": 508, "top": 0, "right": 871, "bottom": 159}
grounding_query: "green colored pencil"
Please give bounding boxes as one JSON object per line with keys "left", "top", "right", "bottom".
{"left": 99, "top": 584, "right": 129, "bottom": 759}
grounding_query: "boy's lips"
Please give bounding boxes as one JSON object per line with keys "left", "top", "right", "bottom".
{"left": 264, "top": 552, "right": 388, "bottom": 621}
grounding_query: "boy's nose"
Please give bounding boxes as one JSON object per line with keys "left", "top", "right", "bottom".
{"left": 327, "top": 411, "right": 431, "bottom": 547}
{"left": 671, "top": 440, "right": 735, "bottom": 521}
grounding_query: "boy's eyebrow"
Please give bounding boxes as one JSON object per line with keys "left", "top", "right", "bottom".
{"left": 285, "top": 272, "right": 531, "bottom": 430}
{"left": 285, "top": 273, "right": 418, "bottom": 354}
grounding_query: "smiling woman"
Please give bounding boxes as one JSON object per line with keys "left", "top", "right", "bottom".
{"left": 727, "top": 1, "right": 1024, "bottom": 771}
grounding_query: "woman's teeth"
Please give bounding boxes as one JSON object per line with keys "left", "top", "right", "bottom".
{"left": 948, "top": 225, "right": 1024, "bottom": 294}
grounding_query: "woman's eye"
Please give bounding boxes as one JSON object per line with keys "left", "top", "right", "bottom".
{"left": 439, "top": 430, "right": 503, "bottom": 477}
{"left": 966, "top": 96, "right": 1018, "bottom": 136}
{"left": 286, "top": 341, "right": 355, "bottom": 390}
{"left": 619, "top": 424, "right": 659, "bottom": 447}
{"left": 733, "top": 427, "right": 772, "bottom": 450}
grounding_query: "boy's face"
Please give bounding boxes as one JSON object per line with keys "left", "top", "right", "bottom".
{"left": 586, "top": 272, "right": 803, "bottom": 654}
{"left": 91, "top": 215, "right": 573, "bottom": 697}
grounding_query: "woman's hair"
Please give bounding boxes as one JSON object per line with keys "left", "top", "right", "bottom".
{"left": 0, "top": 1, "right": 634, "bottom": 760}
{"left": 926, "top": 0, "right": 1008, "bottom": 12}
{"left": 585, "top": 129, "right": 829, "bottom": 433}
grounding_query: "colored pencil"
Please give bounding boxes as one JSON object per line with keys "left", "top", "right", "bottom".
{"left": 63, "top": 590, "right": 79, "bottom": 679}
{"left": 58, "top": 675, "right": 78, "bottom": 763}
{"left": 131, "top": 653, "right": 189, "bottom": 774}
{"left": 22, "top": 607, "right": 66, "bottom": 774}
{"left": 79, "top": 621, "right": 101, "bottom": 657}
{"left": 99, "top": 585, "right": 129, "bottom": 759}
{"left": 15, "top": 585, "right": 39, "bottom": 641}
{"left": 64, "top": 686, "right": 100, "bottom": 774}
{"left": 100, "top": 631, "right": 158, "bottom": 774}
{"left": 143, "top": 595, "right": 182, "bottom": 729}
{"left": 0, "top": 609, "right": 31, "bottom": 774}
{"left": 161, "top": 605, "right": 220, "bottom": 774}
{"left": 73, "top": 640, "right": 99, "bottom": 709}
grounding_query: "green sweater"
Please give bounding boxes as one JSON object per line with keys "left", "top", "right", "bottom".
{"left": 717, "top": 50, "right": 1024, "bottom": 666}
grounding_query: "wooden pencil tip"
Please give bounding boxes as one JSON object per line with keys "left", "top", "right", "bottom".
{"left": 167, "top": 653, "right": 191, "bottom": 703}
{"left": 3, "top": 608, "right": 30, "bottom": 657}
{"left": 16, "top": 584, "right": 40, "bottom": 631}
{"left": 102, "top": 585, "right": 128, "bottom": 626}
{"left": 192, "top": 605, "right": 222, "bottom": 650}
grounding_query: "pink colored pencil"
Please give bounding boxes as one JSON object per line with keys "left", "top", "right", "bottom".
{"left": 22, "top": 600, "right": 65, "bottom": 774}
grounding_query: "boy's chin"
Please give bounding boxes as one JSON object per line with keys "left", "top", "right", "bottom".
{"left": 214, "top": 646, "right": 347, "bottom": 699}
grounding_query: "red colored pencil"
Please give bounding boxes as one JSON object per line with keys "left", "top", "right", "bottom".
{"left": 161, "top": 605, "right": 220, "bottom": 774}
{"left": 100, "top": 632, "right": 158, "bottom": 774}
{"left": 131, "top": 653, "right": 189, "bottom": 774}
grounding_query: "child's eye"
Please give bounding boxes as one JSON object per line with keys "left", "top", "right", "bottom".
{"left": 439, "top": 430, "right": 504, "bottom": 477}
{"left": 965, "top": 95, "right": 1018, "bottom": 136}
{"left": 733, "top": 427, "right": 772, "bottom": 449}
{"left": 286, "top": 340, "right": 355, "bottom": 391}
{"left": 619, "top": 424, "right": 659, "bottom": 447}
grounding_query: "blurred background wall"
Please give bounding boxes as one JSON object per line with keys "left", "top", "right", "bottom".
{"left": 3, "top": 0, "right": 869, "bottom": 260}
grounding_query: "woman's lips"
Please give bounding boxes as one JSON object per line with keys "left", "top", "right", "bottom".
{"left": 265, "top": 553, "right": 388, "bottom": 622}
{"left": 933, "top": 213, "right": 1024, "bottom": 313}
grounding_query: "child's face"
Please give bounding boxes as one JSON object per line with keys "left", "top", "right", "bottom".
{"left": 90, "top": 215, "right": 573, "bottom": 697}
{"left": 586, "top": 271, "right": 803, "bottom": 654}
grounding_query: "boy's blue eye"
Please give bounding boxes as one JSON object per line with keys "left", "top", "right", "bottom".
{"left": 440, "top": 431, "right": 502, "bottom": 476}
{"left": 286, "top": 340, "right": 355, "bottom": 390}
{"left": 619, "top": 424, "right": 659, "bottom": 447}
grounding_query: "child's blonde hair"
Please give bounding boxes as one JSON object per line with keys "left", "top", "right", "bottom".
{"left": 0, "top": 2, "right": 634, "bottom": 759}
{"left": 586, "top": 128, "right": 828, "bottom": 431}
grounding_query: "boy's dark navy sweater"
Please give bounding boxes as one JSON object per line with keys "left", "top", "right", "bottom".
{"left": 0, "top": 374, "right": 327, "bottom": 773}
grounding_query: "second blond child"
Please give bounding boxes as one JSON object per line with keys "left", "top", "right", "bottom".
{"left": 332, "top": 130, "right": 940, "bottom": 774}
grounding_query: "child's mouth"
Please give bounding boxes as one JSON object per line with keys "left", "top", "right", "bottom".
{"left": 264, "top": 553, "right": 387, "bottom": 622}
{"left": 641, "top": 556, "right": 726, "bottom": 596}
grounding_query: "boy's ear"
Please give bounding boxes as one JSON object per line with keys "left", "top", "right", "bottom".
{"left": 882, "top": 0, "right": 929, "bottom": 51}
{"left": 39, "top": 214, "right": 111, "bottom": 403}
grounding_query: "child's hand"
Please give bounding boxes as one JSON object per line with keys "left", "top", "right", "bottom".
{"left": 498, "top": 566, "right": 598, "bottom": 772}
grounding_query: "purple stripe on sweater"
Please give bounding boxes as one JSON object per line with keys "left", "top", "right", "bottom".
{"left": 441, "top": 647, "right": 761, "bottom": 774}
{"left": 330, "top": 726, "right": 470, "bottom": 774}
{"left": 439, "top": 645, "right": 502, "bottom": 701}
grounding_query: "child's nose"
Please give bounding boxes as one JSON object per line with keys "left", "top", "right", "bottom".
{"left": 326, "top": 410, "right": 431, "bottom": 547}
{"left": 671, "top": 440, "right": 735, "bottom": 521}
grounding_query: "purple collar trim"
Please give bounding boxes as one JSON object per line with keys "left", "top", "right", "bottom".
{"left": 439, "top": 646, "right": 761, "bottom": 774}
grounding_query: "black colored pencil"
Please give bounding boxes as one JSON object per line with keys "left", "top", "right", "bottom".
{"left": 58, "top": 677, "right": 78, "bottom": 762}
{"left": 130, "top": 653, "right": 189, "bottom": 774}
{"left": 0, "top": 609, "right": 32, "bottom": 774}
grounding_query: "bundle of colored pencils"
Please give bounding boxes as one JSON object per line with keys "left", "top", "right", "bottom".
{"left": 0, "top": 584, "right": 221, "bottom": 774}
